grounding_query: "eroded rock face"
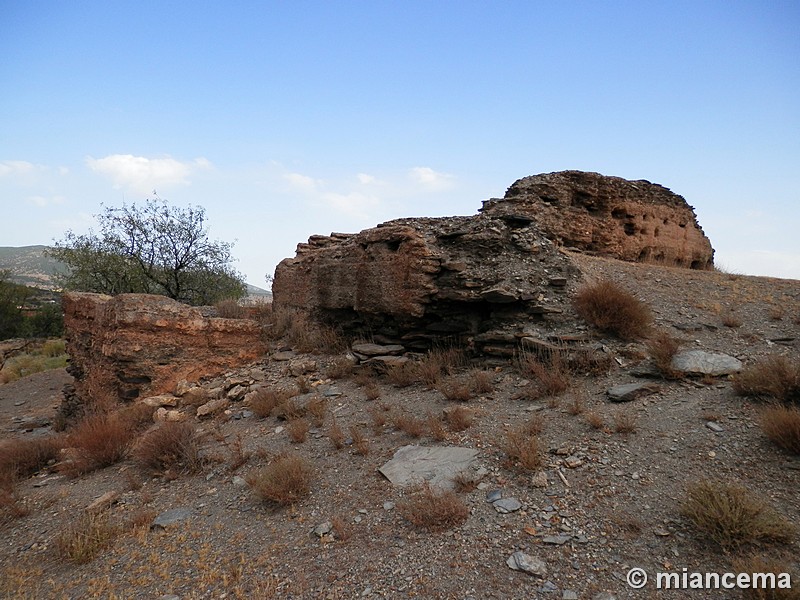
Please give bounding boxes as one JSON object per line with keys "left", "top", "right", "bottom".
{"left": 273, "top": 171, "right": 714, "bottom": 350}
{"left": 61, "top": 292, "right": 265, "bottom": 415}
{"left": 272, "top": 213, "right": 578, "bottom": 351}
{"left": 484, "top": 170, "right": 714, "bottom": 269}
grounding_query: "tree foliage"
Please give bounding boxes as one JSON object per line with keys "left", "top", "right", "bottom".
{"left": 48, "top": 199, "right": 246, "bottom": 306}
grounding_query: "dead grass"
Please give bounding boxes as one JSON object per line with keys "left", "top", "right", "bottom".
{"left": 273, "top": 397, "right": 305, "bottom": 421}
{"left": 566, "top": 392, "right": 586, "bottom": 416}
{"left": 501, "top": 424, "right": 544, "bottom": 471}
{"left": 613, "top": 411, "right": 637, "bottom": 434}
{"left": 226, "top": 433, "right": 251, "bottom": 471}
{"left": 328, "top": 418, "right": 345, "bottom": 450}
{"left": 0, "top": 488, "right": 30, "bottom": 523}
{"left": 270, "top": 310, "right": 349, "bottom": 354}
{"left": 133, "top": 421, "right": 203, "bottom": 474}
{"left": 391, "top": 410, "right": 427, "bottom": 438}
{"left": 572, "top": 279, "right": 653, "bottom": 340}
{"left": 427, "top": 414, "right": 448, "bottom": 441}
{"left": 416, "top": 348, "right": 467, "bottom": 389}
{"left": 60, "top": 411, "right": 140, "bottom": 477}
{"left": 287, "top": 418, "right": 310, "bottom": 443}
{"left": 721, "top": 310, "right": 743, "bottom": 328}
{"left": 731, "top": 554, "right": 800, "bottom": 600}
{"left": 325, "top": 356, "right": 354, "bottom": 380}
{"left": 469, "top": 369, "right": 494, "bottom": 394}
{"left": 385, "top": 363, "right": 416, "bottom": 388}
{"left": 586, "top": 412, "right": 605, "bottom": 430}
{"left": 681, "top": 479, "right": 795, "bottom": 549}
{"left": 247, "top": 452, "right": 313, "bottom": 506}
{"left": 397, "top": 484, "right": 469, "bottom": 531}
{"left": 214, "top": 298, "right": 247, "bottom": 319}
{"left": 646, "top": 330, "right": 682, "bottom": 378}
{"left": 331, "top": 515, "right": 352, "bottom": 542}
{"left": 349, "top": 426, "right": 370, "bottom": 456}
{"left": 248, "top": 387, "right": 292, "bottom": 419}
{"left": 760, "top": 405, "right": 800, "bottom": 454}
{"left": 444, "top": 406, "right": 474, "bottom": 432}
{"left": 367, "top": 405, "right": 388, "bottom": 432}
{"left": 734, "top": 355, "right": 800, "bottom": 404}
{"left": 519, "top": 352, "right": 571, "bottom": 399}
{"left": 363, "top": 382, "right": 381, "bottom": 401}
{"left": 451, "top": 471, "right": 478, "bottom": 493}
{"left": 0, "top": 435, "right": 63, "bottom": 487}
{"left": 769, "top": 305, "right": 785, "bottom": 321}
{"left": 568, "top": 348, "right": 615, "bottom": 375}
{"left": 54, "top": 511, "right": 119, "bottom": 564}
{"left": 437, "top": 376, "right": 473, "bottom": 402}
{"left": 305, "top": 396, "right": 327, "bottom": 427}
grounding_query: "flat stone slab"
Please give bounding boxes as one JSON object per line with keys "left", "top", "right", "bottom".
{"left": 352, "top": 343, "right": 405, "bottom": 356}
{"left": 607, "top": 382, "right": 660, "bottom": 402}
{"left": 152, "top": 507, "right": 192, "bottom": 529}
{"left": 671, "top": 350, "right": 742, "bottom": 376}
{"left": 493, "top": 497, "right": 522, "bottom": 513}
{"left": 378, "top": 445, "right": 479, "bottom": 490}
{"left": 507, "top": 551, "right": 547, "bottom": 577}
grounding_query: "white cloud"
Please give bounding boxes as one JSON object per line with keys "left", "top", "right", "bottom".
{"left": 86, "top": 154, "right": 211, "bottom": 195}
{"left": 283, "top": 172, "right": 319, "bottom": 192}
{"left": 0, "top": 160, "right": 36, "bottom": 177}
{"left": 321, "top": 191, "right": 380, "bottom": 219}
{"left": 409, "top": 166, "right": 456, "bottom": 190}
{"left": 27, "top": 195, "right": 66, "bottom": 207}
{"left": 357, "top": 173, "right": 379, "bottom": 185}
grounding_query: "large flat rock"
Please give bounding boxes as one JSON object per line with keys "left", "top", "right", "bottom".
{"left": 378, "top": 445, "right": 479, "bottom": 490}
{"left": 671, "top": 350, "right": 742, "bottom": 376}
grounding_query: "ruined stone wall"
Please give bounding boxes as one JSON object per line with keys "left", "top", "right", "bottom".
{"left": 485, "top": 170, "right": 714, "bottom": 269}
{"left": 62, "top": 292, "right": 266, "bottom": 410}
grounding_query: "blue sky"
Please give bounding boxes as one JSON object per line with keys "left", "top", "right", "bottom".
{"left": 2, "top": 1, "right": 799, "bottom": 285}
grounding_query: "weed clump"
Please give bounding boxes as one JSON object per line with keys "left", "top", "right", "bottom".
{"left": 681, "top": 480, "right": 795, "bottom": 549}
{"left": 573, "top": 280, "right": 652, "bottom": 340}
{"left": 760, "top": 405, "right": 800, "bottom": 454}
{"left": 133, "top": 421, "right": 203, "bottom": 474}
{"left": 646, "top": 330, "right": 682, "bottom": 378}
{"left": 501, "top": 420, "right": 544, "bottom": 471}
{"left": 55, "top": 512, "right": 118, "bottom": 564}
{"left": 734, "top": 355, "right": 800, "bottom": 405}
{"left": 247, "top": 452, "right": 313, "bottom": 506}
{"left": 397, "top": 484, "right": 469, "bottom": 531}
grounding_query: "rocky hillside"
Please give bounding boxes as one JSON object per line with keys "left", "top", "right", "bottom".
{"left": 0, "top": 246, "right": 66, "bottom": 290}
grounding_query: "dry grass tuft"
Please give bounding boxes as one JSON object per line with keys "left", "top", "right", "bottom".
{"left": 214, "top": 298, "right": 247, "bottom": 319}
{"left": 572, "top": 279, "right": 652, "bottom": 340}
{"left": 397, "top": 484, "right": 469, "bottom": 531}
{"left": 328, "top": 418, "right": 345, "bottom": 450}
{"left": 568, "top": 348, "right": 615, "bottom": 375}
{"left": 367, "top": 406, "right": 388, "bottom": 433}
{"left": 760, "top": 405, "right": 800, "bottom": 454}
{"left": 0, "top": 435, "right": 63, "bottom": 487}
{"left": 437, "top": 376, "right": 473, "bottom": 402}
{"left": 287, "top": 418, "right": 310, "bottom": 443}
{"left": 586, "top": 412, "right": 605, "bottom": 430}
{"left": 363, "top": 382, "right": 381, "bottom": 401}
{"left": 0, "top": 488, "right": 30, "bottom": 523}
{"left": 133, "top": 421, "right": 203, "bottom": 474}
{"left": 60, "top": 411, "right": 140, "bottom": 477}
{"left": 646, "top": 330, "right": 682, "bottom": 379}
{"left": 55, "top": 511, "right": 118, "bottom": 564}
{"left": 392, "top": 411, "right": 427, "bottom": 438}
{"left": 469, "top": 369, "right": 494, "bottom": 394}
{"left": 325, "top": 356, "right": 354, "bottom": 380}
{"left": 349, "top": 426, "right": 370, "bottom": 456}
{"left": 451, "top": 471, "right": 478, "bottom": 493}
{"left": 681, "top": 479, "right": 795, "bottom": 549}
{"left": 305, "top": 396, "right": 327, "bottom": 427}
{"left": 445, "top": 406, "right": 475, "bottom": 432}
{"left": 613, "top": 411, "right": 637, "bottom": 434}
{"left": 247, "top": 452, "right": 313, "bottom": 506}
{"left": 734, "top": 355, "right": 800, "bottom": 404}
{"left": 273, "top": 397, "right": 305, "bottom": 421}
{"left": 519, "top": 352, "right": 571, "bottom": 399}
{"left": 731, "top": 554, "right": 800, "bottom": 600}
{"left": 427, "top": 414, "right": 448, "bottom": 441}
{"left": 416, "top": 347, "right": 467, "bottom": 389}
{"left": 721, "top": 310, "right": 743, "bottom": 328}
{"left": 385, "top": 363, "right": 417, "bottom": 388}
{"left": 566, "top": 392, "right": 586, "bottom": 416}
{"left": 501, "top": 423, "right": 544, "bottom": 471}
{"left": 248, "top": 387, "right": 292, "bottom": 419}
{"left": 331, "top": 515, "right": 352, "bottom": 542}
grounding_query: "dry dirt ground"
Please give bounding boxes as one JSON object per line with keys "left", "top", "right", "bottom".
{"left": 1, "top": 253, "right": 799, "bottom": 599}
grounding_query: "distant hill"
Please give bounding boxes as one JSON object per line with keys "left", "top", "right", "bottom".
{"left": 0, "top": 245, "right": 271, "bottom": 298}
{"left": 0, "top": 246, "right": 66, "bottom": 290}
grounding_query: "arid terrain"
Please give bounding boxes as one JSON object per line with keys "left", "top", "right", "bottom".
{"left": 1, "top": 252, "right": 799, "bottom": 600}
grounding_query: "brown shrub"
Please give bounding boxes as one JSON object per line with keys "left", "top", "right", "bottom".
{"left": 451, "top": 471, "right": 478, "bottom": 493}
{"left": 367, "top": 406, "right": 388, "bottom": 432}
{"left": 768, "top": 305, "right": 785, "bottom": 321}
{"left": 721, "top": 310, "right": 743, "bottom": 328}
{"left": 566, "top": 392, "right": 586, "bottom": 416}
{"left": 572, "top": 280, "right": 652, "bottom": 340}
{"left": 519, "top": 353, "right": 571, "bottom": 399}
{"left": 61, "top": 412, "right": 139, "bottom": 477}
{"left": 760, "top": 405, "right": 800, "bottom": 454}
{"left": 325, "top": 356, "right": 354, "bottom": 380}
{"left": 248, "top": 387, "right": 291, "bottom": 419}
{"left": 363, "top": 382, "right": 381, "bottom": 401}
{"left": 349, "top": 426, "right": 370, "bottom": 456}
{"left": 55, "top": 511, "right": 118, "bottom": 564}
{"left": 214, "top": 299, "right": 247, "bottom": 319}
{"left": 0, "top": 435, "right": 63, "bottom": 487}
{"left": 586, "top": 412, "right": 605, "bottom": 430}
{"left": 613, "top": 411, "right": 637, "bottom": 434}
{"left": 416, "top": 348, "right": 467, "bottom": 389}
{"left": 133, "top": 421, "right": 202, "bottom": 474}
{"left": 295, "top": 376, "right": 311, "bottom": 394}
{"left": 445, "top": 406, "right": 474, "bottom": 432}
{"left": 469, "top": 369, "right": 494, "bottom": 394}
{"left": 226, "top": 433, "right": 251, "bottom": 471}
{"left": 328, "top": 418, "right": 345, "bottom": 450}
{"left": 247, "top": 452, "right": 313, "bottom": 506}
{"left": 731, "top": 554, "right": 800, "bottom": 600}
{"left": 287, "top": 419, "right": 310, "bottom": 443}
{"left": 273, "top": 397, "right": 305, "bottom": 421}
{"left": 385, "top": 363, "right": 416, "bottom": 388}
{"left": 392, "top": 411, "right": 427, "bottom": 438}
{"left": 568, "top": 348, "right": 615, "bottom": 375}
{"left": 501, "top": 425, "right": 543, "bottom": 471}
{"left": 397, "top": 484, "right": 469, "bottom": 531}
{"left": 331, "top": 515, "right": 352, "bottom": 542}
{"left": 305, "top": 396, "right": 327, "bottom": 427}
{"left": 0, "top": 488, "right": 30, "bottom": 523}
{"left": 646, "top": 330, "right": 682, "bottom": 378}
{"left": 427, "top": 414, "right": 448, "bottom": 441}
{"left": 681, "top": 480, "right": 795, "bottom": 549}
{"left": 734, "top": 355, "right": 800, "bottom": 404}
{"left": 437, "top": 376, "right": 473, "bottom": 402}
